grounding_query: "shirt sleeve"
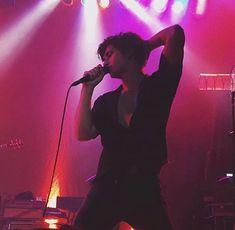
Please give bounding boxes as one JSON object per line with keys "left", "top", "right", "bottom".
{"left": 137, "top": 53, "right": 183, "bottom": 122}
{"left": 156, "top": 53, "right": 183, "bottom": 97}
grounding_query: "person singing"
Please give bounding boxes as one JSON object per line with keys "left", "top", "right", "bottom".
{"left": 73, "top": 24, "right": 185, "bottom": 230}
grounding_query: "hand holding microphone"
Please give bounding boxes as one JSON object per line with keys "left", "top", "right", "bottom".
{"left": 71, "top": 64, "right": 109, "bottom": 87}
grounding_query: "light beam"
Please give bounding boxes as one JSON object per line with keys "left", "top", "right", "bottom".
{"left": 0, "top": 0, "right": 60, "bottom": 74}
{"left": 196, "top": 0, "right": 207, "bottom": 15}
{"left": 119, "top": 0, "right": 164, "bottom": 32}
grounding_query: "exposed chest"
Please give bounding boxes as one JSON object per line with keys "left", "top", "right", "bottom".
{"left": 117, "top": 92, "right": 138, "bottom": 128}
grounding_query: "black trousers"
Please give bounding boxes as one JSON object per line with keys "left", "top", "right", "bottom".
{"left": 74, "top": 174, "right": 172, "bottom": 230}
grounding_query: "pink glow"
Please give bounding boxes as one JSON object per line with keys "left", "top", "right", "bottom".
{"left": 119, "top": 0, "right": 164, "bottom": 32}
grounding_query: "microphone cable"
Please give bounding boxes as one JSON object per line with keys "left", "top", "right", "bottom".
{"left": 42, "top": 66, "right": 109, "bottom": 217}
{"left": 42, "top": 80, "right": 80, "bottom": 218}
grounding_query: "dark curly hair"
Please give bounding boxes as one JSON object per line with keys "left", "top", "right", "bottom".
{"left": 97, "top": 32, "right": 149, "bottom": 68}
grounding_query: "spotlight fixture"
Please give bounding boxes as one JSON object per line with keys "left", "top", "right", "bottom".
{"left": 81, "top": 0, "right": 110, "bottom": 8}
{"left": 150, "top": 0, "right": 168, "bottom": 13}
{"left": 172, "top": 1, "right": 185, "bottom": 14}
{"left": 98, "top": 0, "right": 110, "bottom": 9}
{"left": 62, "top": 0, "right": 73, "bottom": 6}
{"left": 196, "top": 0, "right": 207, "bottom": 15}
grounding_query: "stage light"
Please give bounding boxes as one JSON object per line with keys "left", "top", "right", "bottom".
{"left": 62, "top": 0, "right": 73, "bottom": 5}
{"left": 47, "top": 180, "right": 60, "bottom": 208}
{"left": 171, "top": 0, "right": 188, "bottom": 22}
{"left": 196, "top": 0, "right": 207, "bottom": 15}
{"left": 226, "top": 173, "right": 233, "bottom": 177}
{"left": 82, "top": 0, "right": 110, "bottom": 8}
{"left": 81, "top": 0, "right": 99, "bottom": 15}
{"left": 119, "top": 0, "right": 164, "bottom": 32}
{"left": 44, "top": 219, "right": 58, "bottom": 229}
{"left": 172, "top": 1, "right": 185, "bottom": 14}
{"left": 119, "top": 0, "right": 154, "bottom": 26}
{"left": 98, "top": 0, "right": 110, "bottom": 9}
{"left": 150, "top": 0, "right": 168, "bottom": 13}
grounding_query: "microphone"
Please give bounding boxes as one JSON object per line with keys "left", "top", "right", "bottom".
{"left": 71, "top": 65, "right": 109, "bottom": 87}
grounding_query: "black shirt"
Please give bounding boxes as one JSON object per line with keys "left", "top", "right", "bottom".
{"left": 92, "top": 54, "right": 183, "bottom": 180}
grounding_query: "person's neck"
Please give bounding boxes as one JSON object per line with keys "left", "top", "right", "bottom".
{"left": 121, "top": 69, "right": 145, "bottom": 93}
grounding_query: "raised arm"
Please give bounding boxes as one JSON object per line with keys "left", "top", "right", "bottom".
{"left": 147, "top": 24, "right": 185, "bottom": 65}
{"left": 75, "top": 65, "right": 105, "bottom": 140}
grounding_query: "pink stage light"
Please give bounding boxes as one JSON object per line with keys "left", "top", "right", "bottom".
{"left": 98, "top": 0, "right": 110, "bottom": 9}
{"left": 171, "top": 0, "right": 188, "bottom": 22}
{"left": 82, "top": 0, "right": 110, "bottom": 9}
{"left": 119, "top": 0, "right": 163, "bottom": 32}
{"left": 150, "top": 0, "right": 168, "bottom": 13}
{"left": 82, "top": 0, "right": 99, "bottom": 25}
{"left": 75, "top": 0, "right": 103, "bottom": 74}
{"left": 119, "top": 0, "right": 153, "bottom": 25}
{"left": 172, "top": 1, "right": 185, "bottom": 14}
{"left": 196, "top": 0, "right": 207, "bottom": 15}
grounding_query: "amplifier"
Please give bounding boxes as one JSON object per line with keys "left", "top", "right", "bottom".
{"left": 2, "top": 220, "right": 45, "bottom": 230}
{"left": 3, "top": 200, "right": 45, "bottom": 219}
{"left": 207, "top": 202, "right": 233, "bottom": 217}
{"left": 56, "top": 197, "right": 84, "bottom": 212}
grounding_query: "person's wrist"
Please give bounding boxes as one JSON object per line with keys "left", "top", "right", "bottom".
{"left": 82, "top": 84, "right": 94, "bottom": 95}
